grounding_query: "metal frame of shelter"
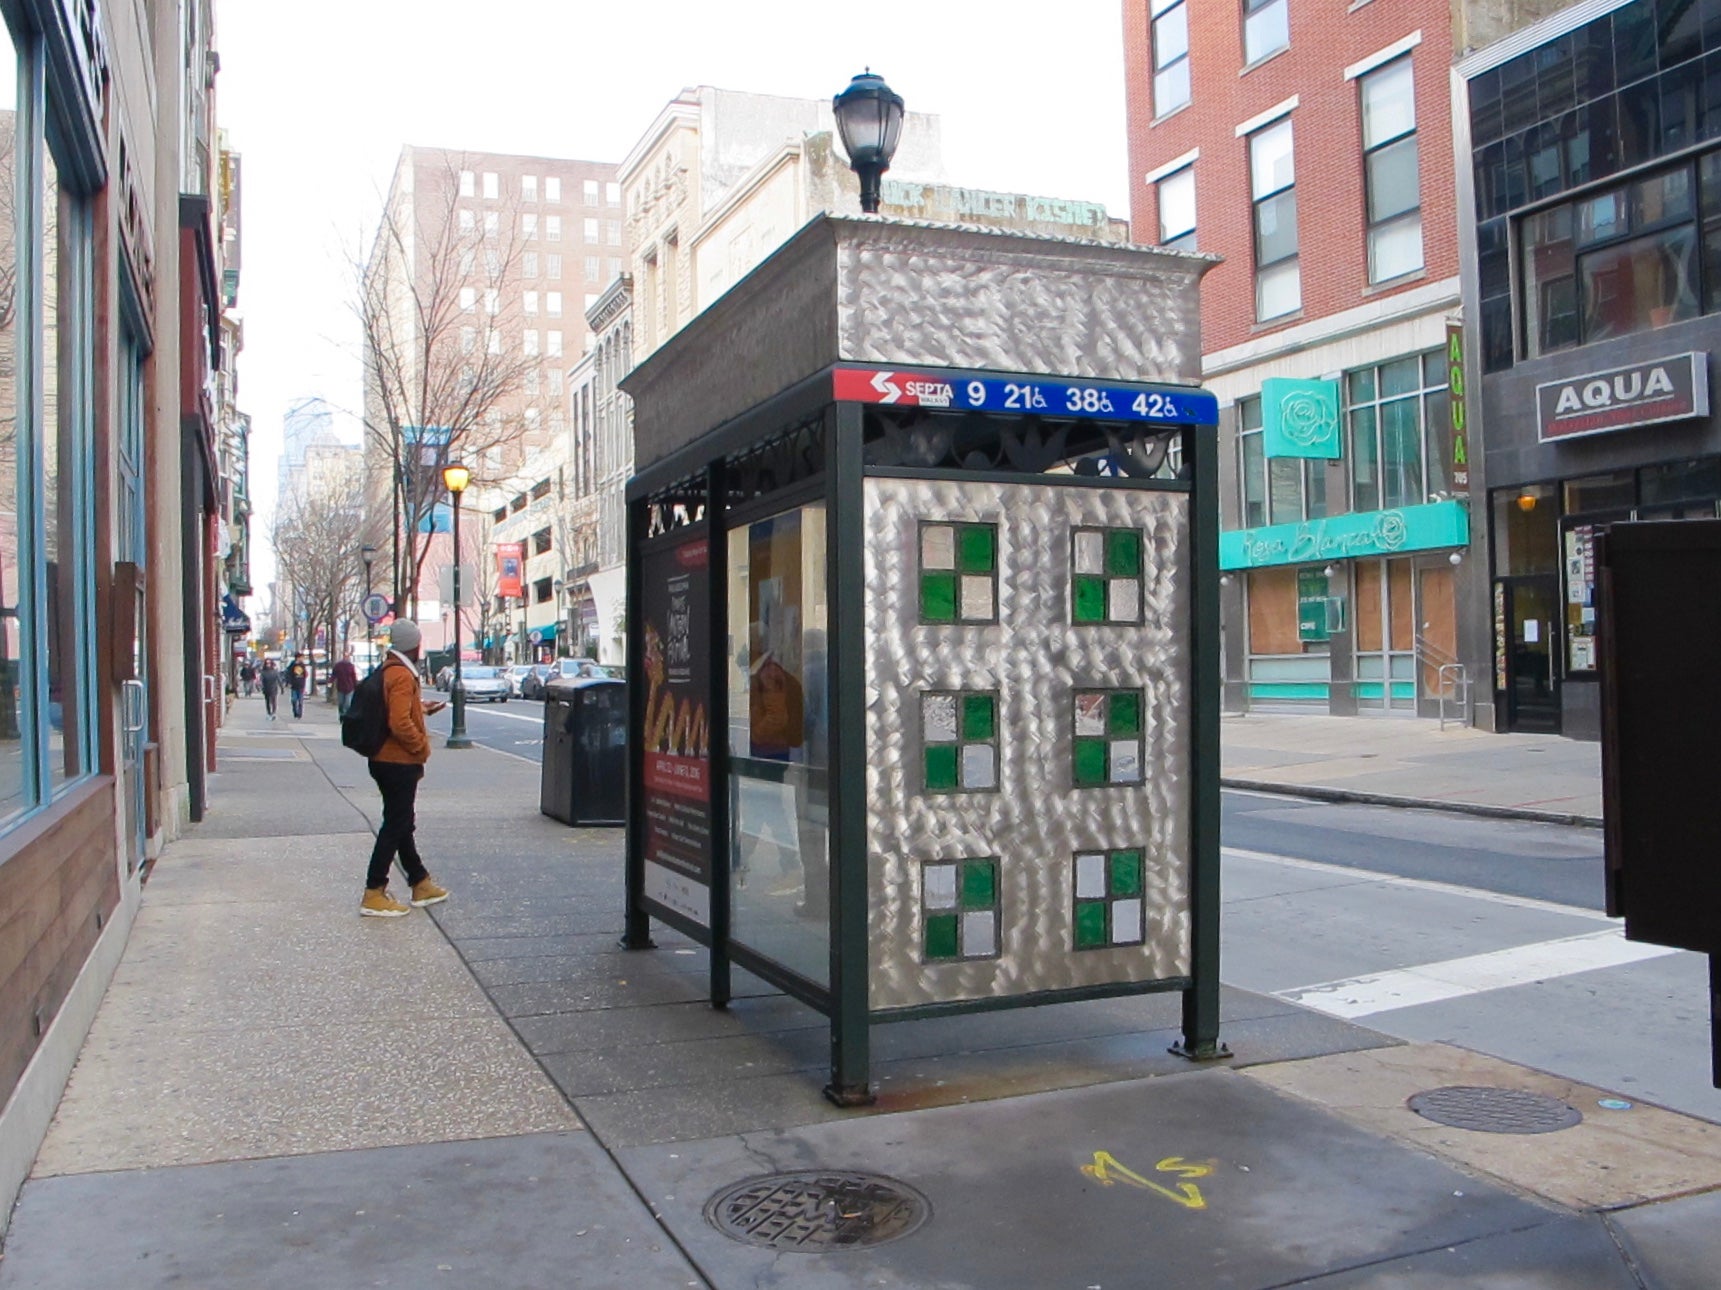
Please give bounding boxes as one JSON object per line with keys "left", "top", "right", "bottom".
{"left": 624, "top": 360, "right": 1225, "bottom": 1105}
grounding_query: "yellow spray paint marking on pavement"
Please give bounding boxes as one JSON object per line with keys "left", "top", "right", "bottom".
{"left": 1080, "top": 1151, "right": 1213, "bottom": 1210}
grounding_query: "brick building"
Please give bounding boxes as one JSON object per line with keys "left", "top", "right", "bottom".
{"left": 1123, "top": 0, "right": 1478, "bottom": 719}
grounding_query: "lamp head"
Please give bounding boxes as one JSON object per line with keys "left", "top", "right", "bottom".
{"left": 442, "top": 462, "right": 472, "bottom": 494}
{"left": 833, "top": 70, "right": 905, "bottom": 213}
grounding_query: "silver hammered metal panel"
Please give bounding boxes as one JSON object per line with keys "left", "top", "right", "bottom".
{"left": 864, "top": 478, "right": 1192, "bottom": 1012}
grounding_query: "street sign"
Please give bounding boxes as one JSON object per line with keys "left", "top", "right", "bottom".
{"left": 436, "top": 563, "right": 476, "bottom": 606}
{"left": 832, "top": 366, "right": 1219, "bottom": 427}
{"left": 529, "top": 629, "right": 543, "bottom": 646}
{"left": 362, "top": 593, "right": 391, "bottom": 624}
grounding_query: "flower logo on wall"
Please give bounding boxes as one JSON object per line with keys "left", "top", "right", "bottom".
{"left": 1278, "top": 388, "right": 1338, "bottom": 451}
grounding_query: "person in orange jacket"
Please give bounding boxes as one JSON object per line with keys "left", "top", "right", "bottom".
{"left": 360, "top": 620, "right": 452, "bottom": 918}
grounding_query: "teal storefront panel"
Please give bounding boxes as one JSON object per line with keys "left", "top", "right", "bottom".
{"left": 1261, "top": 377, "right": 1342, "bottom": 459}
{"left": 1220, "top": 500, "right": 1469, "bottom": 570}
{"left": 1249, "top": 682, "right": 1331, "bottom": 701}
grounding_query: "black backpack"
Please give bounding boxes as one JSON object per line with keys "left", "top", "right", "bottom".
{"left": 340, "top": 660, "right": 396, "bottom": 757}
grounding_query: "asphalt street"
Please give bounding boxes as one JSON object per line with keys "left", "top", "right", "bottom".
{"left": 429, "top": 698, "right": 1718, "bottom": 1125}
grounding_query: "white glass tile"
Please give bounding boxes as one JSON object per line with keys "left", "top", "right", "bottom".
{"left": 1075, "top": 852, "right": 1106, "bottom": 899}
{"left": 1074, "top": 530, "right": 1104, "bottom": 575}
{"left": 1111, "top": 898, "right": 1144, "bottom": 944}
{"left": 924, "top": 863, "right": 958, "bottom": 909}
{"left": 960, "top": 574, "right": 994, "bottom": 620}
{"left": 962, "top": 910, "right": 997, "bottom": 958}
{"left": 961, "top": 743, "right": 996, "bottom": 789}
{"left": 922, "top": 693, "right": 957, "bottom": 743}
{"left": 1110, "top": 741, "right": 1142, "bottom": 783}
{"left": 921, "top": 525, "right": 955, "bottom": 570}
{"left": 1074, "top": 693, "right": 1107, "bottom": 737}
{"left": 1109, "top": 578, "right": 1140, "bottom": 621}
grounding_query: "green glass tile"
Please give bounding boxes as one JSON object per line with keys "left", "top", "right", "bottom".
{"left": 1075, "top": 900, "right": 1108, "bottom": 950}
{"left": 1109, "top": 691, "right": 1141, "bottom": 737}
{"left": 925, "top": 913, "right": 959, "bottom": 960}
{"left": 1073, "top": 575, "right": 1106, "bottom": 623}
{"left": 1106, "top": 529, "right": 1142, "bottom": 577}
{"left": 1109, "top": 850, "right": 1143, "bottom": 897}
{"left": 920, "top": 572, "right": 957, "bottom": 622}
{"left": 961, "top": 859, "right": 996, "bottom": 909}
{"left": 962, "top": 693, "right": 996, "bottom": 742}
{"left": 1074, "top": 738, "right": 1108, "bottom": 786}
{"left": 925, "top": 745, "right": 959, "bottom": 792}
{"left": 957, "top": 524, "right": 996, "bottom": 573}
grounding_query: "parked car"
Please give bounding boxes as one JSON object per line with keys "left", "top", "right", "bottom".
{"left": 435, "top": 664, "right": 454, "bottom": 691}
{"left": 452, "top": 665, "right": 511, "bottom": 703}
{"left": 517, "top": 663, "right": 554, "bottom": 700}
{"left": 499, "top": 664, "right": 530, "bottom": 697}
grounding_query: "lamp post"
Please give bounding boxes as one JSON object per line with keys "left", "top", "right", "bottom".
{"left": 553, "top": 577, "right": 565, "bottom": 658}
{"left": 832, "top": 70, "right": 905, "bottom": 214}
{"left": 360, "top": 544, "right": 376, "bottom": 664}
{"left": 443, "top": 462, "right": 473, "bottom": 749}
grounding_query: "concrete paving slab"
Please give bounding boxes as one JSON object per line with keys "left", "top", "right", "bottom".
{"left": 1609, "top": 1186, "right": 1721, "bottom": 1290}
{"left": 0, "top": 1133, "right": 700, "bottom": 1290}
{"left": 1241, "top": 1042, "right": 1721, "bottom": 1210}
{"left": 617, "top": 1070, "right": 1567, "bottom": 1290}
{"left": 510, "top": 994, "right": 827, "bottom": 1055}
{"left": 1298, "top": 1213, "right": 1641, "bottom": 1288}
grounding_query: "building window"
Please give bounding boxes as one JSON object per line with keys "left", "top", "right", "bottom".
{"left": 1237, "top": 396, "right": 1327, "bottom": 526}
{"left": 459, "top": 286, "right": 476, "bottom": 312}
{"left": 922, "top": 692, "right": 999, "bottom": 793}
{"left": 459, "top": 170, "right": 475, "bottom": 197}
{"left": 523, "top": 213, "right": 538, "bottom": 240}
{"left": 1157, "top": 165, "right": 1196, "bottom": 251}
{"left": 584, "top": 217, "right": 599, "bottom": 242}
{"left": 1346, "top": 352, "right": 1450, "bottom": 512}
{"left": 532, "top": 527, "right": 552, "bottom": 555}
{"left": 546, "top": 331, "right": 563, "bottom": 357}
{"left": 606, "top": 182, "right": 621, "bottom": 204}
{"left": 1361, "top": 58, "right": 1422, "bottom": 284}
{"left": 605, "top": 220, "right": 621, "bottom": 245}
{"left": 549, "top": 368, "right": 564, "bottom": 394}
{"left": 921, "top": 858, "right": 1000, "bottom": 961}
{"left": 484, "top": 288, "right": 498, "bottom": 315}
{"left": 1521, "top": 157, "right": 1712, "bottom": 360}
{"left": 546, "top": 176, "right": 561, "bottom": 203}
{"left": 546, "top": 215, "right": 561, "bottom": 242}
{"left": 458, "top": 208, "right": 474, "bottom": 233}
{"left": 523, "top": 291, "right": 538, "bottom": 315}
{"left": 524, "top": 330, "right": 540, "bottom": 356}
{"left": 583, "top": 179, "right": 599, "bottom": 204}
{"left": 584, "top": 256, "right": 601, "bottom": 282}
{"left": 546, "top": 291, "right": 563, "bottom": 317}
{"left": 521, "top": 174, "right": 537, "bottom": 202}
{"left": 1250, "top": 118, "right": 1300, "bottom": 320}
{"left": 546, "top": 254, "right": 562, "bottom": 279}
{"left": 522, "top": 251, "right": 538, "bottom": 277}
{"left": 1151, "top": 0, "right": 1190, "bottom": 116}
{"left": 460, "top": 326, "right": 476, "bottom": 354}
{"left": 482, "top": 171, "right": 499, "bottom": 199}
{"left": 1243, "top": 0, "right": 1288, "bottom": 65}
{"left": 484, "top": 211, "right": 498, "bottom": 238}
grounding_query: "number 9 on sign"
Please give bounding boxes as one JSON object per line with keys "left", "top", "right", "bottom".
{"left": 967, "top": 381, "right": 986, "bottom": 406}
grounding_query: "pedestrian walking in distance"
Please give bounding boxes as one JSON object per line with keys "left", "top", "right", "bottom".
{"left": 239, "top": 661, "right": 256, "bottom": 697}
{"left": 331, "top": 648, "right": 359, "bottom": 717}
{"left": 286, "top": 652, "right": 310, "bottom": 719}
{"left": 259, "top": 659, "right": 282, "bottom": 720}
{"left": 360, "top": 621, "right": 451, "bottom": 917}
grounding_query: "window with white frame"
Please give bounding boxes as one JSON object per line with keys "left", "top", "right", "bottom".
{"left": 1361, "top": 58, "right": 1422, "bottom": 283}
{"left": 605, "top": 220, "right": 620, "bottom": 244}
{"left": 547, "top": 330, "right": 563, "bottom": 357}
{"left": 460, "top": 326, "right": 476, "bottom": 354}
{"left": 584, "top": 217, "right": 599, "bottom": 241}
{"left": 524, "top": 330, "right": 540, "bottom": 356}
{"left": 459, "top": 286, "right": 476, "bottom": 312}
{"left": 547, "top": 215, "right": 562, "bottom": 242}
{"left": 1151, "top": 0, "right": 1190, "bottom": 116}
{"left": 547, "top": 254, "right": 562, "bottom": 279}
{"left": 546, "top": 291, "right": 562, "bottom": 316}
{"left": 482, "top": 171, "right": 499, "bottom": 199}
{"left": 487, "top": 330, "right": 501, "bottom": 354}
{"left": 1250, "top": 117, "right": 1300, "bottom": 320}
{"left": 522, "top": 174, "right": 538, "bottom": 202}
{"left": 523, "top": 213, "right": 538, "bottom": 240}
{"left": 459, "top": 208, "right": 475, "bottom": 233}
{"left": 523, "top": 251, "right": 538, "bottom": 277}
{"left": 484, "top": 287, "right": 498, "bottom": 315}
{"left": 584, "top": 179, "right": 599, "bottom": 203}
{"left": 524, "top": 290, "right": 539, "bottom": 315}
{"left": 459, "top": 170, "right": 475, "bottom": 197}
{"left": 546, "top": 176, "right": 561, "bottom": 202}
{"left": 606, "top": 182, "right": 620, "bottom": 204}
{"left": 1345, "top": 352, "right": 1450, "bottom": 512}
{"left": 1244, "top": 0, "right": 1288, "bottom": 65}
{"left": 1237, "top": 396, "right": 1328, "bottom": 527}
{"left": 1158, "top": 165, "right": 1196, "bottom": 251}
{"left": 484, "top": 211, "right": 498, "bottom": 237}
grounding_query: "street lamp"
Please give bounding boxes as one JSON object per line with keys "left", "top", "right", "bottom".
{"left": 833, "top": 70, "right": 905, "bottom": 214}
{"left": 553, "top": 577, "right": 565, "bottom": 658}
{"left": 442, "top": 461, "right": 473, "bottom": 749}
{"left": 360, "top": 544, "right": 376, "bottom": 664}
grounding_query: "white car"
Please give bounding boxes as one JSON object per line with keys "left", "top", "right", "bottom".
{"left": 454, "top": 665, "right": 510, "bottom": 703}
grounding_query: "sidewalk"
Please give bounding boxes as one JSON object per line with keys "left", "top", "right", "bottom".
{"left": 1222, "top": 712, "right": 1604, "bottom": 826}
{"left": 0, "top": 696, "right": 1712, "bottom": 1288}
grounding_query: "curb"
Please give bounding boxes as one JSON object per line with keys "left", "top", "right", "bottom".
{"left": 1220, "top": 777, "right": 1604, "bottom": 829}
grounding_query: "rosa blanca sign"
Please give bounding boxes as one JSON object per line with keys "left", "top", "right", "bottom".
{"left": 1219, "top": 500, "right": 1469, "bottom": 570}
{"left": 1261, "top": 377, "right": 1341, "bottom": 459}
{"left": 1537, "top": 352, "right": 1709, "bottom": 443}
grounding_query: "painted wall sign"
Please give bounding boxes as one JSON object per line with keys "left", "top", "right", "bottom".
{"left": 1296, "top": 568, "right": 1330, "bottom": 642}
{"left": 833, "top": 366, "right": 1219, "bottom": 427}
{"left": 1219, "top": 500, "right": 1469, "bottom": 570}
{"left": 1536, "top": 351, "right": 1709, "bottom": 442}
{"left": 1261, "top": 377, "right": 1342, "bottom": 459}
{"left": 496, "top": 542, "right": 524, "bottom": 598}
{"left": 1446, "top": 322, "right": 1469, "bottom": 492}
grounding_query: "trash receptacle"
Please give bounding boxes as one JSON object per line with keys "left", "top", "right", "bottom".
{"left": 541, "top": 676, "right": 626, "bottom": 826}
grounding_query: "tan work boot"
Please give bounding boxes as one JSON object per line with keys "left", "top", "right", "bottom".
{"left": 360, "top": 887, "right": 412, "bottom": 918}
{"left": 410, "top": 876, "right": 450, "bottom": 908}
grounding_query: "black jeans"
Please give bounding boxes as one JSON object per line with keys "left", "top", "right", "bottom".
{"left": 367, "top": 760, "right": 429, "bottom": 890}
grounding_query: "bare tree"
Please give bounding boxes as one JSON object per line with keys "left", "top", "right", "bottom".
{"left": 355, "top": 153, "right": 540, "bottom": 622}
{"left": 271, "top": 472, "right": 382, "bottom": 682}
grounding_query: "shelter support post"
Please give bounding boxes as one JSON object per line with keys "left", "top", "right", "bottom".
{"left": 707, "top": 462, "right": 732, "bottom": 1008}
{"left": 622, "top": 494, "right": 654, "bottom": 951}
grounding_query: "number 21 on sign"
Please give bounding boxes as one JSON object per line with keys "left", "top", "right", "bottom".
{"left": 1080, "top": 1151, "right": 1214, "bottom": 1210}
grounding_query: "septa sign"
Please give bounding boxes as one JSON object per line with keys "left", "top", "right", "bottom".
{"left": 833, "top": 367, "right": 955, "bottom": 407}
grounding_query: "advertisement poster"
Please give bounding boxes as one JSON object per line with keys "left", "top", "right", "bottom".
{"left": 747, "top": 512, "right": 805, "bottom": 762}
{"left": 641, "top": 535, "right": 712, "bottom": 926}
{"left": 496, "top": 543, "right": 524, "bottom": 598}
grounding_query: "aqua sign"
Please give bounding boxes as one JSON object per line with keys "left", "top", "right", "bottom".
{"left": 1261, "top": 377, "right": 1341, "bottom": 459}
{"left": 1219, "top": 500, "right": 1469, "bottom": 570}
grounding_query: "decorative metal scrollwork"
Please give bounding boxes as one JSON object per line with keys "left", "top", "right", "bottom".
{"left": 726, "top": 414, "right": 826, "bottom": 508}
{"left": 865, "top": 407, "right": 1182, "bottom": 479}
{"left": 644, "top": 473, "right": 707, "bottom": 538}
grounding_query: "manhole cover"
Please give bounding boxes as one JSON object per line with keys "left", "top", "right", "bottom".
{"left": 1407, "top": 1085, "right": 1583, "bottom": 1134}
{"left": 705, "top": 1170, "right": 930, "bottom": 1252}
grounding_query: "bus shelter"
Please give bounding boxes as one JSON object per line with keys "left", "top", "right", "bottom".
{"left": 622, "top": 214, "right": 1222, "bottom": 1104}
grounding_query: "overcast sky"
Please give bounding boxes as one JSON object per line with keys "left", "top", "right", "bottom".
{"left": 216, "top": 0, "right": 1133, "bottom": 594}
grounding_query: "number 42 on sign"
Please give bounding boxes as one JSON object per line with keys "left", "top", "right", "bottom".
{"left": 1080, "top": 1150, "right": 1214, "bottom": 1210}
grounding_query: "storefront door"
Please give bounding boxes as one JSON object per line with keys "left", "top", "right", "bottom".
{"left": 1354, "top": 557, "right": 1416, "bottom": 713}
{"left": 1500, "top": 575, "right": 1560, "bottom": 733}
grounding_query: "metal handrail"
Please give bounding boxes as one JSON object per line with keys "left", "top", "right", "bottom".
{"left": 1436, "top": 663, "right": 1470, "bottom": 730}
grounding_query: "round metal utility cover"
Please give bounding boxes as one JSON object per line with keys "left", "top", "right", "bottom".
{"left": 1407, "top": 1086, "right": 1583, "bottom": 1134}
{"left": 705, "top": 1170, "right": 930, "bottom": 1252}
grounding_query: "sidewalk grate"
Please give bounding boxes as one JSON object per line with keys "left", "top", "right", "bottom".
{"left": 1407, "top": 1085, "right": 1582, "bottom": 1134}
{"left": 705, "top": 1170, "right": 930, "bottom": 1252}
